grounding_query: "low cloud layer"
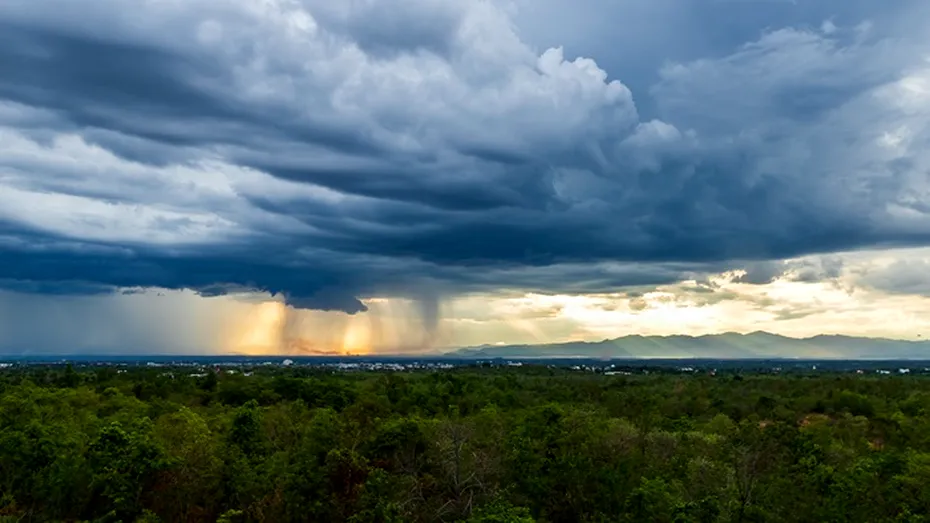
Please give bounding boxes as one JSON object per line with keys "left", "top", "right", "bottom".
{"left": 1, "top": 0, "right": 930, "bottom": 352}
{"left": 2, "top": 247, "right": 930, "bottom": 354}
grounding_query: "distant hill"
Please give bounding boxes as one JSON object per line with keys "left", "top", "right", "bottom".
{"left": 447, "top": 332, "right": 930, "bottom": 359}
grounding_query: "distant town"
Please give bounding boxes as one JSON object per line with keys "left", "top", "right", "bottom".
{"left": 3, "top": 355, "right": 930, "bottom": 376}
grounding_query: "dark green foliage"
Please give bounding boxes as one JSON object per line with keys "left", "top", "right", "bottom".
{"left": 468, "top": 498, "right": 535, "bottom": 522}
{"left": 89, "top": 420, "right": 167, "bottom": 522}
{"left": 3, "top": 365, "right": 930, "bottom": 521}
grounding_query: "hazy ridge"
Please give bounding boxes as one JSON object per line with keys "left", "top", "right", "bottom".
{"left": 448, "top": 332, "right": 930, "bottom": 359}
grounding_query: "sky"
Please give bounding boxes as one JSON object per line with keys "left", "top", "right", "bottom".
{"left": 1, "top": 0, "right": 930, "bottom": 355}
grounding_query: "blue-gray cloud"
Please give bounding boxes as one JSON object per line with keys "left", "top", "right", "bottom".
{"left": 0, "top": 0, "right": 929, "bottom": 313}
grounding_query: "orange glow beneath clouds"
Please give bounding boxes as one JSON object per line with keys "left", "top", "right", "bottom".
{"left": 216, "top": 251, "right": 930, "bottom": 356}
{"left": 227, "top": 300, "right": 375, "bottom": 355}
{"left": 228, "top": 301, "right": 286, "bottom": 355}
{"left": 341, "top": 317, "right": 371, "bottom": 355}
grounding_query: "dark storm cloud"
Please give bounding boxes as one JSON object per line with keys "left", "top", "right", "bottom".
{"left": 0, "top": 0, "right": 928, "bottom": 313}
{"left": 0, "top": 26, "right": 235, "bottom": 142}
{"left": 0, "top": 243, "right": 369, "bottom": 312}
{"left": 313, "top": 0, "right": 465, "bottom": 59}
{"left": 0, "top": 23, "right": 388, "bottom": 161}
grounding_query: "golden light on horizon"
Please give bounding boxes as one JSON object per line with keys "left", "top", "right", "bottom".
{"left": 341, "top": 316, "right": 372, "bottom": 355}
{"left": 204, "top": 263, "right": 930, "bottom": 357}
{"left": 228, "top": 300, "right": 287, "bottom": 355}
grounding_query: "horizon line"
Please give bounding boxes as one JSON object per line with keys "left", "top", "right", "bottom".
{"left": 1, "top": 331, "right": 926, "bottom": 359}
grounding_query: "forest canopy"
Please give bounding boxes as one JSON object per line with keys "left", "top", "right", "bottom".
{"left": 2, "top": 363, "right": 930, "bottom": 522}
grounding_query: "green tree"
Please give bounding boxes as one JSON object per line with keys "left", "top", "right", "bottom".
{"left": 89, "top": 420, "right": 167, "bottom": 522}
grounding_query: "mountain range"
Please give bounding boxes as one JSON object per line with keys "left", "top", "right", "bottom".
{"left": 447, "top": 332, "right": 930, "bottom": 360}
